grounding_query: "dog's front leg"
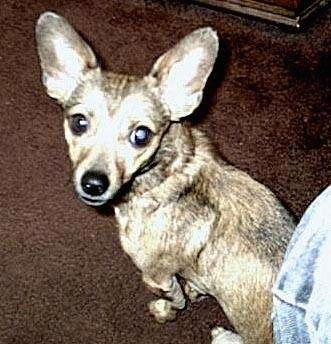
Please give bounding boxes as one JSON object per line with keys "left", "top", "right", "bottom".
{"left": 143, "top": 274, "right": 186, "bottom": 323}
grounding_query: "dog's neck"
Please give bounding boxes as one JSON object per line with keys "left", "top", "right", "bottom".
{"left": 123, "top": 122, "right": 196, "bottom": 202}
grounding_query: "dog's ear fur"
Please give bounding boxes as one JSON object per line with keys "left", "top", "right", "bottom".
{"left": 36, "top": 12, "right": 98, "bottom": 104}
{"left": 149, "top": 28, "right": 218, "bottom": 121}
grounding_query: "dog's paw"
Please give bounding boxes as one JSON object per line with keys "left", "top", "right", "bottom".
{"left": 184, "top": 281, "right": 206, "bottom": 302}
{"left": 148, "top": 299, "right": 177, "bottom": 323}
{"left": 211, "top": 327, "right": 243, "bottom": 344}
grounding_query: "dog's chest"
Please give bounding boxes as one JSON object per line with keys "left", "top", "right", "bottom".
{"left": 114, "top": 197, "right": 174, "bottom": 270}
{"left": 114, "top": 196, "right": 215, "bottom": 273}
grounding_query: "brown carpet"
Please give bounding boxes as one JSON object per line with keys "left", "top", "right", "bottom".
{"left": 0, "top": 1, "right": 330, "bottom": 343}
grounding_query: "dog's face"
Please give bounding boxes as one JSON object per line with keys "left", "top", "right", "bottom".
{"left": 36, "top": 12, "right": 218, "bottom": 206}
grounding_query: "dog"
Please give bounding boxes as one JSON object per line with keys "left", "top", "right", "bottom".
{"left": 36, "top": 12, "right": 295, "bottom": 343}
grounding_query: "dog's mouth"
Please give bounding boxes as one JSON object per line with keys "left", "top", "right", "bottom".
{"left": 79, "top": 195, "right": 108, "bottom": 207}
{"left": 74, "top": 165, "right": 144, "bottom": 209}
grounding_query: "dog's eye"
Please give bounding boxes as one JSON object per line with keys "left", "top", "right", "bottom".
{"left": 70, "top": 114, "right": 89, "bottom": 135}
{"left": 130, "top": 126, "right": 152, "bottom": 147}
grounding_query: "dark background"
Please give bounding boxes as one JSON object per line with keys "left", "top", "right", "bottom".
{"left": 0, "top": 1, "right": 330, "bottom": 343}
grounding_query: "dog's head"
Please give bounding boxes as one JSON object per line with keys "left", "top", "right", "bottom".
{"left": 36, "top": 12, "right": 218, "bottom": 206}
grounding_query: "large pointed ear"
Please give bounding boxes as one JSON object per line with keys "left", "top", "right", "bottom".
{"left": 149, "top": 27, "right": 218, "bottom": 121}
{"left": 35, "top": 12, "right": 98, "bottom": 104}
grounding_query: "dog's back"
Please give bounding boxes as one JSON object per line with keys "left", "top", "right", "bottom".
{"left": 194, "top": 135, "right": 294, "bottom": 343}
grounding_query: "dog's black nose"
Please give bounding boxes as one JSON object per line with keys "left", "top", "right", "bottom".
{"left": 81, "top": 171, "right": 109, "bottom": 196}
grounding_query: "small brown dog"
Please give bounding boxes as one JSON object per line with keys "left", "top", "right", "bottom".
{"left": 36, "top": 12, "right": 295, "bottom": 343}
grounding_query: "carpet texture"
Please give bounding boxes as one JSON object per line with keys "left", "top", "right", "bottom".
{"left": 0, "top": 1, "right": 330, "bottom": 343}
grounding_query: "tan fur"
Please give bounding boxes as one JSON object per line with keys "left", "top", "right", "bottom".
{"left": 36, "top": 12, "right": 295, "bottom": 343}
